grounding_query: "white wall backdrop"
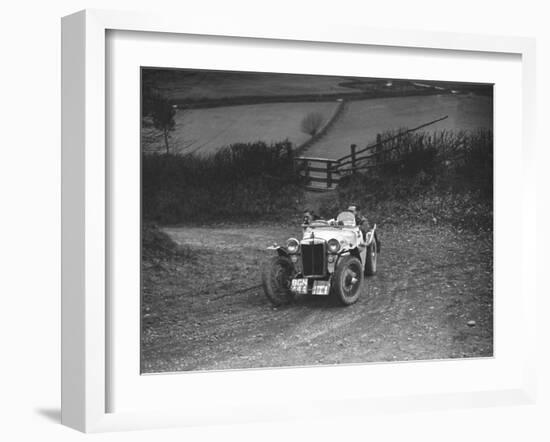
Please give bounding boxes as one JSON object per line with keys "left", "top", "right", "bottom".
{"left": 0, "top": 1, "right": 547, "bottom": 441}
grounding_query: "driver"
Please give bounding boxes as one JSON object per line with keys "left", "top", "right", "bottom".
{"left": 302, "top": 208, "right": 320, "bottom": 226}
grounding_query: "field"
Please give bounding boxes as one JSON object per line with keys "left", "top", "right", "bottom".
{"left": 142, "top": 93, "right": 492, "bottom": 157}
{"left": 143, "top": 70, "right": 360, "bottom": 102}
{"left": 308, "top": 94, "right": 493, "bottom": 158}
{"left": 143, "top": 70, "right": 492, "bottom": 108}
{"left": 141, "top": 221, "right": 493, "bottom": 372}
{"left": 142, "top": 101, "right": 340, "bottom": 155}
{"left": 142, "top": 70, "right": 493, "bottom": 157}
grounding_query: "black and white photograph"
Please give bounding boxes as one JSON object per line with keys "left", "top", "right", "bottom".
{"left": 4, "top": 0, "right": 549, "bottom": 438}
{"left": 140, "top": 68, "right": 493, "bottom": 373}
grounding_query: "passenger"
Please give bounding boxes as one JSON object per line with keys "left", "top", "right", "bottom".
{"left": 347, "top": 204, "right": 369, "bottom": 241}
{"left": 348, "top": 204, "right": 381, "bottom": 252}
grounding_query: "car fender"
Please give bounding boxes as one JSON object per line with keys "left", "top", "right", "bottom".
{"left": 337, "top": 247, "right": 362, "bottom": 265}
{"left": 364, "top": 224, "right": 377, "bottom": 246}
{"left": 267, "top": 244, "right": 290, "bottom": 257}
{"left": 276, "top": 247, "right": 290, "bottom": 258}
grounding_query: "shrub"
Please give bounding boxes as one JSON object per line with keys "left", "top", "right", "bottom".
{"left": 336, "top": 129, "right": 493, "bottom": 231}
{"left": 142, "top": 140, "right": 304, "bottom": 224}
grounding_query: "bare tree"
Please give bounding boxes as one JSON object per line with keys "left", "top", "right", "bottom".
{"left": 150, "top": 94, "right": 176, "bottom": 154}
{"left": 301, "top": 112, "right": 325, "bottom": 137}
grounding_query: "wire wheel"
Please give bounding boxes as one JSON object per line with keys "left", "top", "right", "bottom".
{"left": 332, "top": 255, "right": 363, "bottom": 305}
{"left": 262, "top": 256, "right": 295, "bottom": 306}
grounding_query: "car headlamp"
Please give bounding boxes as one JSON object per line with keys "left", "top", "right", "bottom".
{"left": 286, "top": 238, "right": 300, "bottom": 254}
{"left": 327, "top": 238, "right": 341, "bottom": 253}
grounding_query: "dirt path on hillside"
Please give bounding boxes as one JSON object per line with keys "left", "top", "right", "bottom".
{"left": 141, "top": 221, "right": 492, "bottom": 373}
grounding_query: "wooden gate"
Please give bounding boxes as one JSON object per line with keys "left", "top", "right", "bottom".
{"left": 294, "top": 156, "right": 340, "bottom": 191}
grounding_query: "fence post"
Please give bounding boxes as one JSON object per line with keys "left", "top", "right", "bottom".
{"left": 327, "top": 160, "right": 333, "bottom": 188}
{"left": 304, "top": 159, "right": 310, "bottom": 183}
{"left": 350, "top": 144, "right": 357, "bottom": 174}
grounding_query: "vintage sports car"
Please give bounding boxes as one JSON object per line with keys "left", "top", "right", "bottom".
{"left": 262, "top": 210, "right": 379, "bottom": 306}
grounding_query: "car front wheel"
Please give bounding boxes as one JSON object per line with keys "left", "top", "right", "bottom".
{"left": 332, "top": 255, "right": 363, "bottom": 305}
{"left": 261, "top": 256, "right": 295, "bottom": 306}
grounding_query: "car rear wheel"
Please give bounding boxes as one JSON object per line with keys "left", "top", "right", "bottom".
{"left": 262, "top": 256, "right": 295, "bottom": 306}
{"left": 365, "top": 239, "right": 377, "bottom": 276}
{"left": 332, "top": 255, "right": 363, "bottom": 305}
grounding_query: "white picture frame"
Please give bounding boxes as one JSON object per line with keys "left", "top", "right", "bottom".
{"left": 61, "top": 9, "right": 537, "bottom": 433}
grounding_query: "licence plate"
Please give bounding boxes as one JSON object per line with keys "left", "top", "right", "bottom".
{"left": 312, "top": 281, "right": 330, "bottom": 296}
{"left": 290, "top": 278, "right": 308, "bottom": 294}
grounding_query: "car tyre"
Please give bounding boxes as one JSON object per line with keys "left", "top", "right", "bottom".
{"left": 332, "top": 255, "right": 363, "bottom": 305}
{"left": 262, "top": 256, "right": 295, "bottom": 306}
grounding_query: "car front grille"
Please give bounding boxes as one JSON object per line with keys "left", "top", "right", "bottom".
{"left": 301, "top": 241, "right": 326, "bottom": 277}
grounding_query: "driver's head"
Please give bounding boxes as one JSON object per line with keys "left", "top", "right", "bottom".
{"left": 347, "top": 204, "right": 360, "bottom": 215}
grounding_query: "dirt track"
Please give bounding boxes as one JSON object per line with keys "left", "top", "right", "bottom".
{"left": 141, "top": 222, "right": 493, "bottom": 373}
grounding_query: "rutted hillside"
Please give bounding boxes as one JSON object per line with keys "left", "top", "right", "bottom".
{"left": 141, "top": 222, "right": 492, "bottom": 372}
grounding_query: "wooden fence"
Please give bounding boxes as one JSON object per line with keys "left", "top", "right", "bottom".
{"left": 334, "top": 115, "right": 449, "bottom": 172}
{"left": 294, "top": 115, "right": 448, "bottom": 190}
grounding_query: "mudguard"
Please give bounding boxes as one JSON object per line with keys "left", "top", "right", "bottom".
{"left": 267, "top": 244, "right": 290, "bottom": 258}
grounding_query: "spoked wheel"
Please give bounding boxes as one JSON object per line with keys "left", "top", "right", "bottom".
{"left": 332, "top": 255, "right": 363, "bottom": 305}
{"left": 262, "top": 256, "right": 295, "bottom": 306}
{"left": 365, "top": 238, "right": 378, "bottom": 276}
